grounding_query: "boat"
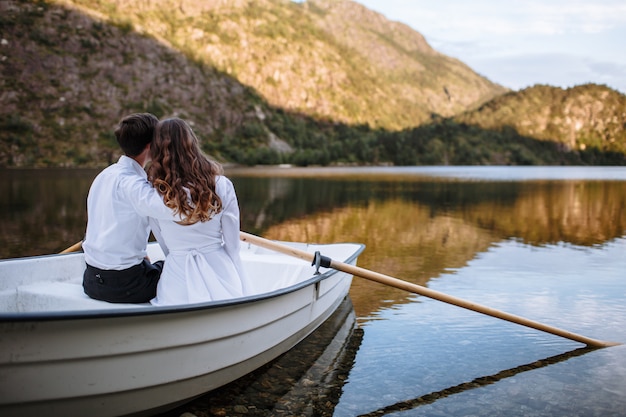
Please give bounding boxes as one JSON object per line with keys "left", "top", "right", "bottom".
{"left": 0, "top": 238, "right": 365, "bottom": 417}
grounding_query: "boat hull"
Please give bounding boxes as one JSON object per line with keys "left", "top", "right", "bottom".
{"left": 0, "top": 241, "right": 364, "bottom": 417}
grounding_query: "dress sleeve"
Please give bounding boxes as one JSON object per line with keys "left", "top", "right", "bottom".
{"left": 149, "top": 217, "right": 169, "bottom": 257}
{"left": 219, "top": 177, "right": 249, "bottom": 287}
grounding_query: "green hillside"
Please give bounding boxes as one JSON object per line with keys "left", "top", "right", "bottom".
{"left": 455, "top": 84, "right": 626, "bottom": 157}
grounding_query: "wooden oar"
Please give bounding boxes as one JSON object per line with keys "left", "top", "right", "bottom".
{"left": 239, "top": 231, "right": 620, "bottom": 348}
{"left": 60, "top": 240, "right": 83, "bottom": 253}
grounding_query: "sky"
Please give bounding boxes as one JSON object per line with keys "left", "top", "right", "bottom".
{"left": 355, "top": 0, "right": 626, "bottom": 94}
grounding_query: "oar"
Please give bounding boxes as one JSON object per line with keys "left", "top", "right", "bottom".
{"left": 60, "top": 240, "right": 83, "bottom": 253}
{"left": 239, "top": 231, "right": 620, "bottom": 348}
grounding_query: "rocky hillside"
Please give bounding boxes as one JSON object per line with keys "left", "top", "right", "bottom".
{"left": 0, "top": 0, "right": 508, "bottom": 167}
{"left": 1, "top": 0, "right": 272, "bottom": 166}
{"left": 62, "top": 0, "right": 507, "bottom": 128}
{"left": 455, "top": 84, "right": 626, "bottom": 156}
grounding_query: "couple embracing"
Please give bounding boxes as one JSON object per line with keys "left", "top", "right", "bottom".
{"left": 82, "top": 113, "right": 250, "bottom": 306}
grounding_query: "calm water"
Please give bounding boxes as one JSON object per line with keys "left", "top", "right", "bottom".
{"left": 1, "top": 166, "right": 626, "bottom": 416}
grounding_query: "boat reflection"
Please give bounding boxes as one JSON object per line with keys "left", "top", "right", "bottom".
{"left": 158, "top": 297, "right": 363, "bottom": 416}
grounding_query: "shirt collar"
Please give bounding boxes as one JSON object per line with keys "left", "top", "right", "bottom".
{"left": 118, "top": 155, "right": 148, "bottom": 179}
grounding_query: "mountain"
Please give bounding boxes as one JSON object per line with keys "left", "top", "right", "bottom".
{"left": 0, "top": 0, "right": 624, "bottom": 167}
{"left": 455, "top": 84, "right": 626, "bottom": 156}
{"left": 0, "top": 0, "right": 506, "bottom": 167}
{"left": 373, "top": 83, "right": 626, "bottom": 166}
{"left": 63, "top": 0, "right": 507, "bottom": 128}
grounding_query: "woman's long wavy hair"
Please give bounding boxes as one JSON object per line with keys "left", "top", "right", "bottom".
{"left": 148, "top": 118, "right": 223, "bottom": 225}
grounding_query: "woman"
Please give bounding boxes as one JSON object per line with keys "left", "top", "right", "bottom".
{"left": 147, "top": 117, "right": 249, "bottom": 305}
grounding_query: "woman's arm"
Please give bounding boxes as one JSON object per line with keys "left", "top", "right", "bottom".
{"left": 219, "top": 177, "right": 248, "bottom": 283}
{"left": 149, "top": 217, "right": 170, "bottom": 257}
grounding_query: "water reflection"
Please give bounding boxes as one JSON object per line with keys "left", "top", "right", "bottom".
{"left": 0, "top": 168, "right": 98, "bottom": 257}
{"left": 356, "top": 346, "right": 596, "bottom": 417}
{"left": 250, "top": 175, "right": 626, "bottom": 317}
{"left": 332, "top": 238, "right": 626, "bottom": 417}
{"left": 2, "top": 168, "right": 625, "bottom": 259}
{"left": 242, "top": 176, "right": 626, "bottom": 247}
{"left": 262, "top": 200, "right": 496, "bottom": 318}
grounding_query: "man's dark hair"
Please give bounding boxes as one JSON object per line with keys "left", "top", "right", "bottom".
{"left": 114, "top": 113, "right": 159, "bottom": 157}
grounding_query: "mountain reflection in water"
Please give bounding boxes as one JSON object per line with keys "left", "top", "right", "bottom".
{"left": 244, "top": 173, "right": 626, "bottom": 318}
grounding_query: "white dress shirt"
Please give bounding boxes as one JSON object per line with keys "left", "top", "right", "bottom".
{"left": 83, "top": 155, "right": 171, "bottom": 270}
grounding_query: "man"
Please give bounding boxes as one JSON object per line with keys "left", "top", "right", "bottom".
{"left": 82, "top": 113, "right": 172, "bottom": 303}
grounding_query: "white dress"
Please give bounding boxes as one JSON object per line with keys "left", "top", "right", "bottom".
{"left": 149, "top": 176, "right": 250, "bottom": 306}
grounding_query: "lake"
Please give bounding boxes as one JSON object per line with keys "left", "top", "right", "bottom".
{"left": 1, "top": 166, "right": 626, "bottom": 416}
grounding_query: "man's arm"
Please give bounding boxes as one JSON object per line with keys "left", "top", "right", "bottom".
{"left": 124, "top": 176, "right": 175, "bottom": 220}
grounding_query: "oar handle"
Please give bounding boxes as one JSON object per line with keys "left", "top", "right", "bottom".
{"left": 239, "top": 232, "right": 620, "bottom": 348}
{"left": 241, "top": 232, "right": 316, "bottom": 263}
{"left": 60, "top": 240, "right": 83, "bottom": 254}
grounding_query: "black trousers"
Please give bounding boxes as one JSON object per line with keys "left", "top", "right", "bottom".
{"left": 83, "top": 259, "right": 164, "bottom": 303}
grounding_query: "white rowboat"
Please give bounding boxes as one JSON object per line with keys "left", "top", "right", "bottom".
{"left": 0, "top": 239, "right": 364, "bottom": 417}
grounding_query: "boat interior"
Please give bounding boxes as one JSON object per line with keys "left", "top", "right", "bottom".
{"left": 0, "top": 241, "right": 356, "bottom": 314}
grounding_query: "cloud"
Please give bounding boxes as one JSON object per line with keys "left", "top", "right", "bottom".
{"left": 358, "top": 0, "right": 626, "bottom": 37}
{"left": 355, "top": 0, "right": 626, "bottom": 93}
